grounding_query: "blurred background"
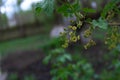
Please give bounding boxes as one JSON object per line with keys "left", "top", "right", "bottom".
{"left": 0, "top": 0, "right": 110, "bottom": 55}
{"left": 0, "top": 0, "right": 120, "bottom": 80}
{"left": 0, "top": 0, "right": 55, "bottom": 55}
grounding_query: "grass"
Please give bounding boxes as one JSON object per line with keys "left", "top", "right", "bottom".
{"left": 0, "top": 34, "right": 50, "bottom": 56}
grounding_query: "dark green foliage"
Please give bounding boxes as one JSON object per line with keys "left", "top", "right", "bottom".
{"left": 41, "top": 37, "right": 64, "bottom": 53}
{"left": 92, "top": 17, "right": 108, "bottom": 29}
{"left": 35, "top": 0, "right": 55, "bottom": 16}
{"left": 8, "top": 73, "right": 18, "bottom": 80}
{"left": 35, "top": 6, "right": 41, "bottom": 14}
{"left": 57, "top": 2, "right": 81, "bottom": 17}
{"left": 42, "top": 37, "right": 94, "bottom": 80}
{"left": 100, "top": 47, "right": 120, "bottom": 80}
{"left": 34, "top": 0, "right": 120, "bottom": 80}
{"left": 43, "top": 47, "right": 94, "bottom": 80}
{"left": 0, "top": 14, "right": 8, "bottom": 28}
{"left": 101, "top": 0, "right": 120, "bottom": 19}
{"left": 82, "top": 8, "right": 96, "bottom": 13}
{"left": 8, "top": 74, "right": 36, "bottom": 80}
{"left": 57, "top": 4, "right": 72, "bottom": 17}
{"left": 24, "top": 75, "right": 36, "bottom": 80}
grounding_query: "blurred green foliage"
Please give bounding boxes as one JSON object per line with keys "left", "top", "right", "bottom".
{"left": 1, "top": 0, "right": 120, "bottom": 80}
{"left": 24, "top": 75, "right": 36, "bottom": 80}
{"left": 41, "top": 29, "right": 120, "bottom": 80}
{"left": 0, "top": 34, "right": 49, "bottom": 56}
{"left": 43, "top": 47, "right": 94, "bottom": 80}
{"left": 92, "top": 17, "right": 108, "bottom": 29}
{"left": 8, "top": 73, "right": 36, "bottom": 80}
{"left": 7, "top": 73, "right": 18, "bottom": 80}
{"left": 0, "top": 14, "right": 8, "bottom": 28}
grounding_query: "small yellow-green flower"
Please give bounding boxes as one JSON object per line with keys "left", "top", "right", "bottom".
{"left": 72, "top": 26, "right": 77, "bottom": 30}
{"left": 105, "top": 41, "right": 108, "bottom": 44}
{"left": 84, "top": 40, "right": 96, "bottom": 49}
{"left": 70, "top": 20, "right": 74, "bottom": 23}
{"left": 69, "top": 31, "right": 73, "bottom": 36}
{"left": 68, "top": 26, "right": 72, "bottom": 29}
{"left": 60, "top": 32, "right": 66, "bottom": 36}
{"left": 65, "top": 40, "right": 69, "bottom": 43}
{"left": 64, "top": 28, "right": 67, "bottom": 31}
{"left": 70, "top": 36, "right": 77, "bottom": 42}
{"left": 84, "top": 29, "right": 91, "bottom": 38}
{"left": 84, "top": 45, "right": 87, "bottom": 49}
{"left": 89, "top": 40, "right": 96, "bottom": 45}
{"left": 79, "top": 12, "right": 84, "bottom": 18}
{"left": 77, "top": 35, "right": 80, "bottom": 40}
{"left": 84, "top": 43, "right": 90, "bottom": 49}
{"left": 62, "top": 43, "right": 68, "bottom": 48}
{"left": 77, "top": 21, "right": 82, "bottom": 28}
{"left": 77, "top": 12, "right": 84, "bottom": 19}
{"left": 109, "top": 44, "right": 116, "bottom": 49}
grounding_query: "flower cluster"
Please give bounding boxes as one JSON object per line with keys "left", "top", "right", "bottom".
{"left": 105, "top": 26, "right": 120, "bottom": 49}
{"left": 77, "top": 20, "right": 83, "bottom": 28}
{"left": 83, "top": 26, "right": 96, "bottom": 49}
{"left": 84, "top": 39, "right": 96, "bottom": 49}
{"left": 84, "top": 27, "right": 92, "bottom": 38}
{"left": 60, "top": 25, "right": 81, "bottom": 48}
{"left": 60, "top": 12, "right": 85, "bottom": 48}
{"left": 106, "top": 10, "right": 115, "bottom": 20}
{"left": 60, "top": 12, "right": 97, "bottom": 49}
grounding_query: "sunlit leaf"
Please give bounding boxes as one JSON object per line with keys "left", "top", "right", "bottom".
{"left": 92, "top": 17, "right": 108, "bottom": 29}
{"left": 36, "top": 0, "right": 55, "bottom": 16}
{"left": 83, "top": 8, "right": 96, "bottom": 13}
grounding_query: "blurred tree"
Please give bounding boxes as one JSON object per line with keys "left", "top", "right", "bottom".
{"left": 0, "top": 0, "right": 3, "bottom": 21}
{"left": 0, "top": 14, "right": 8, "bottom": 29}
{"left": 0, "top": 0, "right": 8, "bottom": 29}
{"left": 15, "top": 0, "right": 26, "bottom": 38}
{"left": 32, "top": 3, "right": 41, "bottom": 25}
{"left": 17, "top": 0, "right": 23, "bottom": 6}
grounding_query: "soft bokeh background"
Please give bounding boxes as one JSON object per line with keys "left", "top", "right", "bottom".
{"left": 0, "top": 0, "right": 109, "bottom": 55}
{"left": 0, "top": 0, "right": 120, "bottom": 80}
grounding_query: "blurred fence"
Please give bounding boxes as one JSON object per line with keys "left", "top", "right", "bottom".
{"left": 0, "top": 23, "right": 47, "bottom": 41}
{"left": 0, "top": 9, "right": 52, "bottom": 41}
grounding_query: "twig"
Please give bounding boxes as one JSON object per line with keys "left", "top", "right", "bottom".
{"left": 108, "top": 23, "right": 120, "bottom": 26}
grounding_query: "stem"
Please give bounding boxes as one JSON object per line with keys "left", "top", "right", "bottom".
{"left": 108, "top": 23, "right": 120, "bottom": 26}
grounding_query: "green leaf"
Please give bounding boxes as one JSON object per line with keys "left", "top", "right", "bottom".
{"left": 113, "top": 60, "right": 120, "bottom": 69}
{"left": 36, "top": 0, "right": 55, "bottom": 16}
{"left": 82, "top": 8, "right": 96, "bottom": 13}
{"left": 72, "top": 3, "right": 81, "bottom": 12}
{"left": 43, "top": 55, "right": 51, "bottom": 64}
{"left": 52, "top": 76, "right": 58, "bottom": 80}
{"left": 64, "top": 54, "right": 72, "bottom": 61}
{"left": 35, "top": 7, "right": 41, "bottom": 13}
{"left": 57, "top": 4, "right": 72, "bottom": 17}
{"left": 57, "top": 54, "right": 72, "bottom": 63}
{"left": 92, "top": 17, "right": 108, "bottom": 29}
{"left": 24, "top": 75, "right": 36, "bottom": 80}
{"left": 101, "top": 0, "right": 120, "bottom": 19}
{"left": 116, "top": 44, "right": 120, "bottom": 52}
{"left": 51, "top": 48, "right": 65, "bottom": 54}
{"left": 57, "top": 2, "right": 81, "bottom": 17}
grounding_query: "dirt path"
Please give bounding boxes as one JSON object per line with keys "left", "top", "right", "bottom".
{"left": 1, "top": 49, "right": 51, "bottom": 80}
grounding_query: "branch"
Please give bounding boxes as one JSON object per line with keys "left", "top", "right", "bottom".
{"left": 108, "top": 23, "right": 120, "bottom": 26}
